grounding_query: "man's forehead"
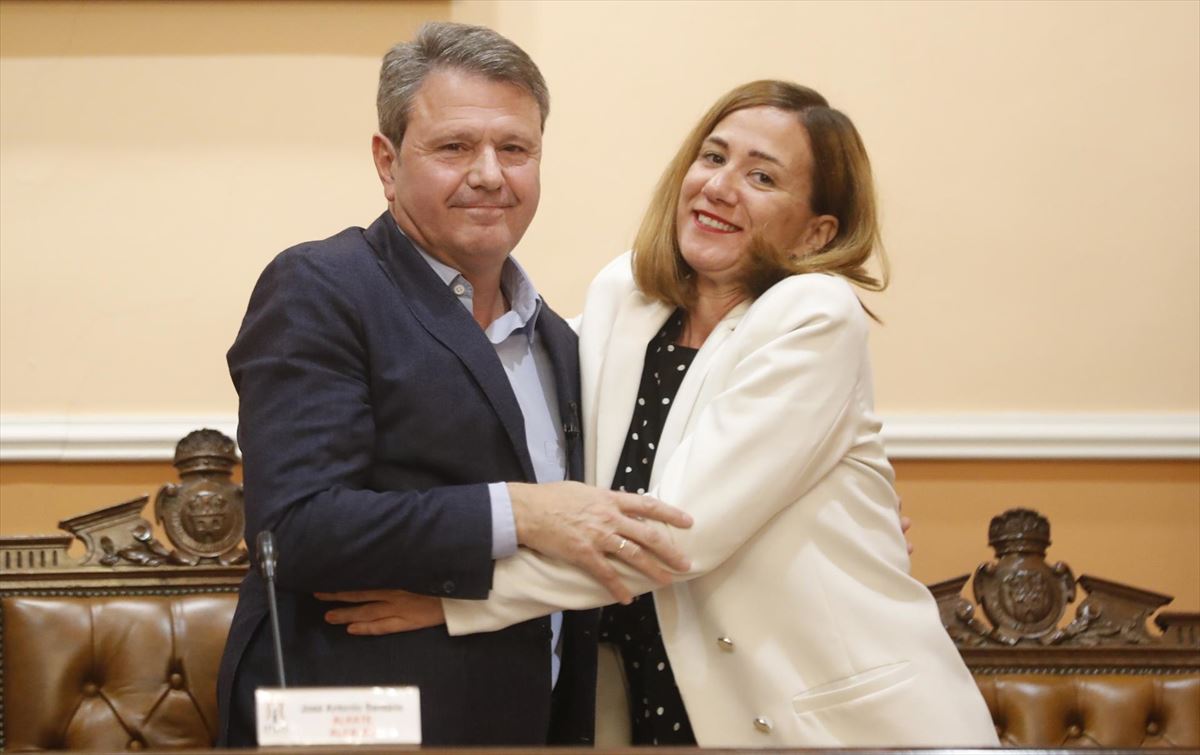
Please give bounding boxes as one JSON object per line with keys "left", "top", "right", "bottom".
{"left": 412, "top": 70, "right": 539, "bottom": 115}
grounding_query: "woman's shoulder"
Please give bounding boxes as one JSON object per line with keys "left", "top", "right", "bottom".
{"left": 751, "top": 272, "right": 867, "bottom": 328}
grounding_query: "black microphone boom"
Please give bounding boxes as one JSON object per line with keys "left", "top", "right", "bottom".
{"left": 256, "top": 530, "right": 288, "bottom": 688}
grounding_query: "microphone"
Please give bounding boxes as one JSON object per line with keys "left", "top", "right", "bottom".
{"left": 256, "top": 531, "right": 287, "bottom": 688}
{"left": 563, "top": 401, "right": 581, "bottom": 445}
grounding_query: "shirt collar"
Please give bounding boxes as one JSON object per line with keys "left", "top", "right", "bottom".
{"left": 401, "top": 224, "right": 542, "bottom": 342}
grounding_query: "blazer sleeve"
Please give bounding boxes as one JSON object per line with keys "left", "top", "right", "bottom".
{"left": 443, "top": 274, "right": 872, "bottom": 632}
{"left": 230, "top": 247, "right": 494, "bottom": 597}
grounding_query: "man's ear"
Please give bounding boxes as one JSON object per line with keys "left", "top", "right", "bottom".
{"left": 805, "top": 214, "right": 839, "bottom": 254}
{"left": 372, "top": 133, "right": 399, "bottom": 202}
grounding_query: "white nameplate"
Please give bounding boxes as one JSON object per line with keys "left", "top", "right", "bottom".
{"left": 255, "top": 686, "right": 421, "bottom": 746}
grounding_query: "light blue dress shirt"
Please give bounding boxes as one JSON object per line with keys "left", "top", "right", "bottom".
{"left": 412, "top": 243, "right": 567, "bottom": 688}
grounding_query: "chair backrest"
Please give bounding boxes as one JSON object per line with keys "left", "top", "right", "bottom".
{"left": 1, "top": 428, "right": 248, "bottom": 751}
{"left": 2, "top": 585, "right": 239, "bottom": 750}
{"left": 932, "top": 507, "right": 1200, "bottom": 747}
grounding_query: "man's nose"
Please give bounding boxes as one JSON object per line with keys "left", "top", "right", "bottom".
{"left": 466, "top": 147, "right": 503, "bottom": 191}
{"left": 702, "top": 168, "right": 736, "bottom": 205}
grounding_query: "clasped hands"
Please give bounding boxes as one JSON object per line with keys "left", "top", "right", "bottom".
{"left": 317, "top": 481, "right": 694, "bottom": 636}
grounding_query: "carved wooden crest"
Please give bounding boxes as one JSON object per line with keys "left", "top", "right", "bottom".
{"left": 0, "top": 429, "right": 247, "bottom": 572}
{"left": 973, "top": 508, "right": 1076, "bottom": 643}
{"left": 933, "top": 507, "right": 1195, "bottom": 649}
{"left": 154, "top": 429, "right": 246, "bottom": 565}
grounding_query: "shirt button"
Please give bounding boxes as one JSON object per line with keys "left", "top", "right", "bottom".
{"left": 717, "top": 636, "right": 734, "bottom": 651}
{"left": 452, "top": 284, "right": 466, "bottom": 296}
{"left": 753, "top": 716, "right": 772, "bottom": 733}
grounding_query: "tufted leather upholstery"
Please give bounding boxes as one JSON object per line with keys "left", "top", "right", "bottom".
{"left": 4, "top": 590, "right": 1198, "bottom": 750}
{"left": 1, "top": 592, "right": 236, "bottom": 751}
{"left": 977, "top": 673, "right": 1200, "bottom": 748}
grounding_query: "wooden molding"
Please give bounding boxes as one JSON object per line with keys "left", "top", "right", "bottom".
{"left": 1, "top": 412, "right": 1197, "bottom": 461}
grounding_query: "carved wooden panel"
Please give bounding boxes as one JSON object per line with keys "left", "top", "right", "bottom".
{"left": 931, "top": 507, "right": 1199, "bottom": 673}
{"left": 1, "top": 429, "right": 247, "bottom": 577}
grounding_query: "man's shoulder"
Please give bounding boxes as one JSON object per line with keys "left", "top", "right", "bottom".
{"left": 270, "top": 225, "right": 375, "bottom": 273}
{"left": 253, "top": 216, "right": 398, "bottom": 296}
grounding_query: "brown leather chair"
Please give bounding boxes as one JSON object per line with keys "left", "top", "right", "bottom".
{"left": 977, "top": 673, "right": 1199, "bottom": 747}
{"left": 1, "top": 430, "right": 247, "bottom": 751}
{"left": 932, "top": 508, "right": 1200, "bottom": 749}
{"left": 2, "top": 591, "right": 237, "bottom": 751}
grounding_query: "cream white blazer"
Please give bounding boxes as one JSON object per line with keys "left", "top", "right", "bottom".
{"left": 445, "top": 253, "right": 999, "bottom": 747}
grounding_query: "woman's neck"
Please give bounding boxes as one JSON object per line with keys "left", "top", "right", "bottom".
{"left": 679, "top": 282, "right": 748, "bottom": 349}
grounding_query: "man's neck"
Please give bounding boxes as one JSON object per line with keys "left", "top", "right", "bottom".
{"left": 471, "top": 278, "right": 509, "bottom": 330}
{"left": 390, "top": 218, "right": 511, "bottom": 330}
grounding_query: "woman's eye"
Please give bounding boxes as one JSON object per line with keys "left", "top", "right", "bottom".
{"left": 701, "top": 151, "right": 725, "bottom": 165}
{"left": 751, "top": 170, "right": 775, "bottom": 186}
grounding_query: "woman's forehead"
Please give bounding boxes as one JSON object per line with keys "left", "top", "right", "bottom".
{"left": 707, "top": 107, "right": 812, "bottom": 169}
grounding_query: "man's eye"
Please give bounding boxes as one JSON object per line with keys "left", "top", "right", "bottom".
{"left": 501, "top": 144, "right": 526, "bottom": 153}
{"left": 441, "top": 143, "right": 467, "bottom": 153}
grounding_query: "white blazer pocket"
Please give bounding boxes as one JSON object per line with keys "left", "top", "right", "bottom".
{"left": 791, "top": 661, "right": 916, "bottom": 715}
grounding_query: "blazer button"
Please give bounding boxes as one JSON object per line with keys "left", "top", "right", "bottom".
{"left": 442, "top": 579, "right": 456, "bottom": 595}
{"left": 1066, "top": 723, "right": 1083, "bottom": 738}
{"left": 1146, "top": 720, "right": 1161, "bottom": 736}
{"left": 753, "top": 716, "right": 772, "bottom": 733}
{"left": 717, "top": 636, "right": 734, "bottom": 651}
{"left": 169, "top": 672, "right": 185, "bottom": 689}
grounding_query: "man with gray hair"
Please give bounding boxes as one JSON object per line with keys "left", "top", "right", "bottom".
{"left": 217, "top": 21, "right": 691, "bottom": 746}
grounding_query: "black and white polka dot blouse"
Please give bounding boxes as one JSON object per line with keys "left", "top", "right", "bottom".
{"left": 598, "top": 309, "right": 697, "bottom": 746}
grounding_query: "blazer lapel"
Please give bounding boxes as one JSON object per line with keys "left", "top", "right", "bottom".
{"left": 363, "top": 213, "right": 536, "bottom": 481}
{"left": 649, "top": 300, "right": 750, "bottom": 490}
{"left": 591, "top": 293, "right": 673, "bottom": 490}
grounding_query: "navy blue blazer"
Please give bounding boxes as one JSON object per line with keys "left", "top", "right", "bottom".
{"left": 216, "top": 212, "right": 597, "bottom": 746}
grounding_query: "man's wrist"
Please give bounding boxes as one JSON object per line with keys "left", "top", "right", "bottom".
{"left": 487, "top": 482, "right": 518, "bottom": 559}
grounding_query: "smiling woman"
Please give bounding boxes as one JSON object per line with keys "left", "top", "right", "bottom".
{"left": 635, "top": 80, "right": 885, "bottom": 322}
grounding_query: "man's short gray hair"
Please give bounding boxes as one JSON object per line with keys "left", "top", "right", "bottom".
{"left": 377, "top": 21, "right": 550, "bottom": 147}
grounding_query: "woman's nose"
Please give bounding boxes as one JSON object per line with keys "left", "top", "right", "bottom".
{"left": 702, "top": 168, "right": 736, "bottom": 205}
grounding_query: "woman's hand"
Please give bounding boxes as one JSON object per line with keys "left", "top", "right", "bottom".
{"left": 315, "top": 589, "right": 446, "bottom": 635}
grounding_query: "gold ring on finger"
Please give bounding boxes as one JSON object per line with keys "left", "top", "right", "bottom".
{"left": 615, "top": 537, "right": 628, "bottom": 554}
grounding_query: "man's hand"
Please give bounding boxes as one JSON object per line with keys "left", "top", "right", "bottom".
{"left": 508, "top": 481, "right": 693, "bottom": 605}
{"left": 316, "top": 589, "right": 445, "bottom": 635}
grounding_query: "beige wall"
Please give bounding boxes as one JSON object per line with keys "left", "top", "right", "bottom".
{"left": 1, "top": 0, "right": 1197, "bottom": 416}
{"left": 0, "top": 0, "right": 448, "bottom": 415}
{"left": 454, "top": 0, "right": 1200, "bottom": 413}
{"left": 0, "top": 1, "right": 1196, "bottom": 613}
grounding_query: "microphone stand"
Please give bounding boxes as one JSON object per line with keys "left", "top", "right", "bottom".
{"left": 256, "top": 531, "right": 288, "bottom": 688}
